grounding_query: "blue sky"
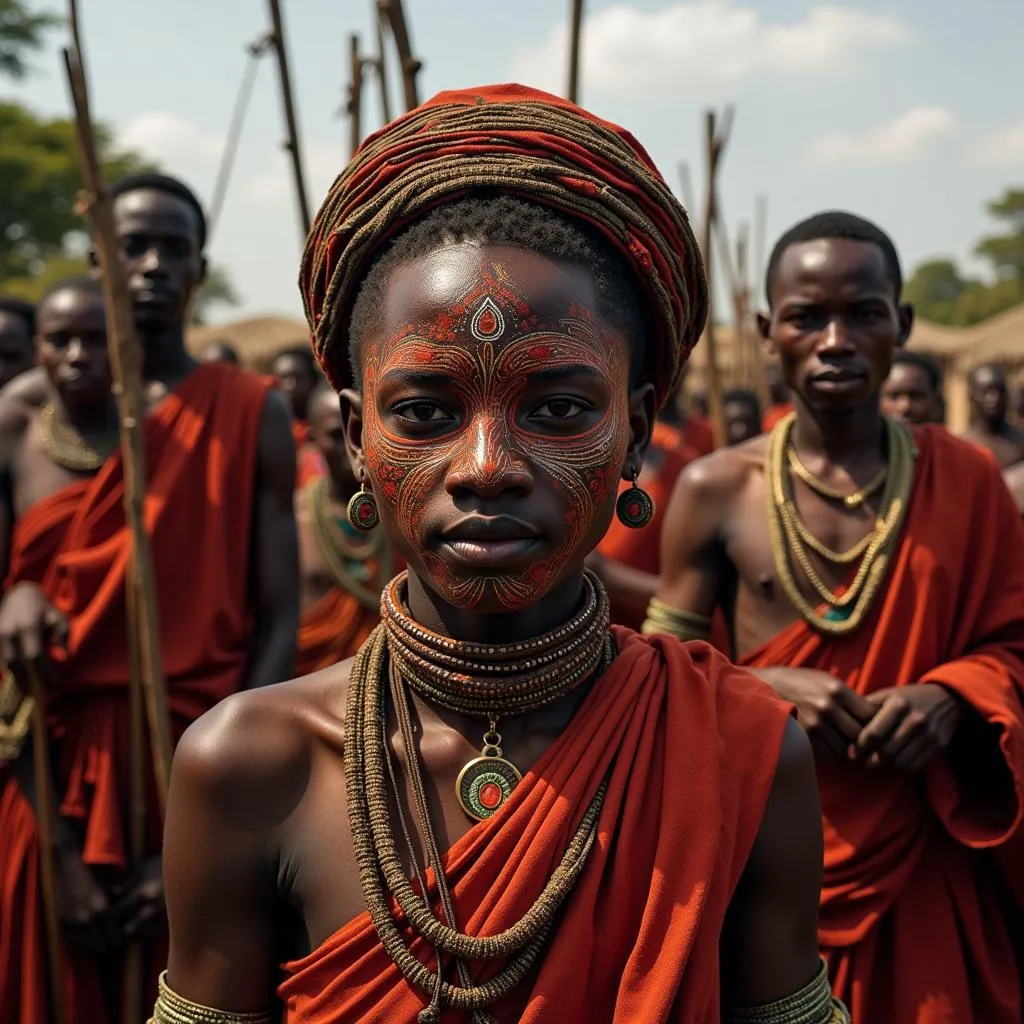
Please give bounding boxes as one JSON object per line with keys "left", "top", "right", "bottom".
{"left": 4, "top": 1, "right": 1023, "bottom": 320}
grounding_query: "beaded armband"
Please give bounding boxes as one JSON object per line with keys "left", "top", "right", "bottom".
{"left": 150, "top": 972, "right": 273, "bottom": 1024}
{"left": 641, "top": 597, "right": 712, "bottom": 643}
{"left": 0, "top": 669, "right": 34, "bottom": 762}
{"left": 724, "top": 961, "right": 850, "bottom": 1024}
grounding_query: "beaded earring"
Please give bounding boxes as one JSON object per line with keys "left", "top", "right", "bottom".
{"left": 346, "top": 478, "right": 379, "bottom": 532}
{"left": 615, "top": 469, "right": 655, "bottom": 529}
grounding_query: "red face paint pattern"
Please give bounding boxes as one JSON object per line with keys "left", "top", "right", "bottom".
{"left": 363, "top": 267, "right": 630, "bottom": 611}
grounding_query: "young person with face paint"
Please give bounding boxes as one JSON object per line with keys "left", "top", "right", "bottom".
{"left": 649, "top": 210, "right": 1024, "bottom": 1024}
{"left": 156, "top": 86, "right": 842, "bottom": 1024}
{"left": 293, "top": 385, "right": 386, "bottom": 675}
{"left": 0, "top": 175, "right": 299, "bottom": 1024}
{"left": 961, "top": 362, "right": 1024, "bottom": 468}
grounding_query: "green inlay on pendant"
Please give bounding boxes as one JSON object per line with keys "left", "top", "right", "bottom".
{"left": 456, "top": 755, "right": 523, "bottom": 822}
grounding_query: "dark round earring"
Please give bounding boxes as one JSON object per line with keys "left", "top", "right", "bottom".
{"left": 615, "top": 469, "right": 655, "bottom": 529}
{"left": 346, "top": 478, "right": 379, "bottom": 532}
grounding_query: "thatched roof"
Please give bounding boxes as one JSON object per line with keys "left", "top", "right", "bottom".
{"left": 905, "top": 318, "right": 970, "bottom": 361}
{"left": 959, "top": 304, "right": 1024, "bottom": 369}
{"left": 187, "top": 315, "right": 310, "bottom": 369}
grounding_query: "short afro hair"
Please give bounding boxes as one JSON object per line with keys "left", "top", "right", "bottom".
{"left": 765, "top": 211, "right": 902, "bottom": 308}
{"left": 110, "top": 172, "right": 208, "bottom": 252}
{"left": 891, "top": 350, "right": 941, "bottom": 393}
{"left": 0, "top": 297, "right": 36, "bottom": 339}
{"left": 37, "top": 275, "right": 104, "bottom": 307}
{"left": 346, "top": 194, "right": 649, "bottom": 389}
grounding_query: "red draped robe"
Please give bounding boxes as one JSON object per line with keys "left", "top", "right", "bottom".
{"left": 0, "top": 362, "right": 272, "bottom": 1024}
{"left": 279, "top": 629, "right": 792, "bottom": 1022}
{"left": 741, "top": 426, "right": 1024, "bottom": 1023}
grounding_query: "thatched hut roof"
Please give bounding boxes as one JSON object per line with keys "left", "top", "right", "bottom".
{"left": 959, "top": 304, "right": 1024, "bottom": 370}
{"left": 187, "top": 315, "right": 310, "bottom": 369}
{"left": 905, "top": 318, "right": 971, "bottom": 361}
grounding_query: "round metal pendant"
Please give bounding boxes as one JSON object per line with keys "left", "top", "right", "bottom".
{"left": 346, "top": 490, "right": 379, "bottom": 532}
{"left": 455, "top": 755, "right": 523, "bottom": 822}
{"left": 615, "top": 485, "right": 655, "bottom": 529}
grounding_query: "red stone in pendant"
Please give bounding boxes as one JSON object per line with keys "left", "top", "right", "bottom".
{"left": 478, "top": 781, "right": 503, "bottom": 810}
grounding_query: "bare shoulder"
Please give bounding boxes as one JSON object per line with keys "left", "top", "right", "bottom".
{"left": 0, "top": 367, "right": 46, "bottom": 431}
{"left": 668, "top": 434, "right": 766, "bottom": 515}
{"left": 172, "top": 659, "right": 353, "bottom": 812}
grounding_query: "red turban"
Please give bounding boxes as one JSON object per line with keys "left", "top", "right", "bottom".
{"left": 300, "top": 83, "right": 707, "bottom": 411}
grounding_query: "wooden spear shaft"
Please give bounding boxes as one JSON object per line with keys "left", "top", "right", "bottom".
{"left": 61, "top": 45, "right": 173, "bottom": 803}
{"left": 374, "top": 1, "right": 392, "bottom": 124}
{"left": 567, "top": 0, "right": 585, "bottom": 104}
{"left": 380, "top": 0, "right": 420, "bottom": 111}
{"left": 267, "top": 0, "right": 312, "bottom": 237}
{"left": 701, "top": 109, "right": 728, "bottom": 448}
{"left": 348, "top": 34, "right": 364, "bottom": 159}
{"left": 26, "top": 664, "right": 63, "bottom": 1024}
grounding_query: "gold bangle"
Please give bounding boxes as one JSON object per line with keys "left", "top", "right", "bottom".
{"left": 151, "top": 972, "right": 273, "bottom": 1024}
{"left": 724, "top": 960, "right": 850, "bottom": 1023}
{"left": 641, "top": 597, "right": 712, "bottom": 642}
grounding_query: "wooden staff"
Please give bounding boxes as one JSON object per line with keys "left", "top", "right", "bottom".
{"left": 26, "top": 664, "right": 63, "bottom": 1024}
{"left": 700, "top": 107, "right": 734, "bottom": 448}
{"left": 348, "top": 34, "right": 364, "bottom": 159}
{"left": 374, "top": 1, "right": 392, "bottom": 124}
{"left": 379, "top": 0, "right": 421, "bottom": 111}
{"left": 567, "top": 0, "right": 585, "bottom": 103}
{"left": 267, "top": 0, "right": 312, "bottom": 237}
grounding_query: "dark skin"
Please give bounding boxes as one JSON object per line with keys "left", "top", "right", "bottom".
{"left": 961, "top": 363, "right": 1024, "bottom": 468}
{"left": 0, "top": 309, "right": 36, "bottom": 389}
{"left": 273, "top": 351, "right": 316, "bottom": 422}
{"left": 297, "top": 388, "right": 361, "bottom": 613}
{"left": 724, "top": 398, "right": 762, "bottom": 446}
{"left": 657, "top": 237, "right": 965, "bottom": 770}
{"left": 162, "top": 243, "right": 822, "bottom": 1014}
{"left": 0, "top": 191, "right": 298, "bottom": 966}
{"left": 198, "top": 340, "right": 240, "bottom": 365}
{"left": 880, "top": 361, "right": 940, "bottom": 425}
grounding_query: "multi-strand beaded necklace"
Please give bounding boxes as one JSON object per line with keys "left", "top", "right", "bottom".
{"left": 345, "top": 569, "right": 613, "bottom": 1023}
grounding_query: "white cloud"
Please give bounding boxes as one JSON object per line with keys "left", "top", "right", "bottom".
{"left": 809, "top": 106, "right": 956, "bottom": 164}
{"left": 509, "top": 2, "right": 910, "bottom": 93}
{"left": 979, "top": 120, "right": 1024, "bottom": 165}
{"left": 120, "top": 112, "right": 224, "bottom": 164}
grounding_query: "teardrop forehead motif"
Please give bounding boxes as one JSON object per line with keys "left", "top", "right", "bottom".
{"left": 469, "top": 295, "right": 506, "bottom": 343}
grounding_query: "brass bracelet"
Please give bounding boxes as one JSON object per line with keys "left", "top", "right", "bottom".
{"left": 150, "top": 972, "right": 274, "bottom": 1024}
{"left": 641, "top": 597, "right": 712, "bottom": 643}
{"left": 724, "top": 961, "right": 850, "bottom": 1024}
{"left": 0, "top": 669, "right": 34, "bottom": 762}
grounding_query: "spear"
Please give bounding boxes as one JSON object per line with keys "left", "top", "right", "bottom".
{"left": 348, "top": 33, "right": 364, "bottom": 159}
{"left": 379, "top": 0, "right": 421, "bottom": 111}
{"left": 567, "top": 0, "right": 585, "bottom": 103}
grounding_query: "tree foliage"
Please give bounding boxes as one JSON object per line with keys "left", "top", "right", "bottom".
{"left": 0, "top": 0, "right": 55, "bottom": 80}
{"left": 906, "top": 188, "right": 1024, "bottom": 326}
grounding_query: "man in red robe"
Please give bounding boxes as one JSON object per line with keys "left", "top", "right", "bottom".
{"left": 154, "top": 86, "right": 842, "bottom": 1024}
{"left": 0, "top": 172, "right": 299, "bottom": 1024}
{"left": 650, "top": 210, "right": 1024, "bottom": 1022}
{"left": 294, "top": 388, "right": 385, "bottom": 675}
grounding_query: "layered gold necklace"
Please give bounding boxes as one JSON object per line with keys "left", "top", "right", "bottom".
{"left": 346, "top": 570, "right": 613, "bottom": 1023}
{"left": 765, "top": 413, "right": 916, "bottom": 635}
{"left": 305, "top": 476, "right": 383, "bottom": 609}
{"left": 40, "top": 402, "right": 118, "bottom": 472}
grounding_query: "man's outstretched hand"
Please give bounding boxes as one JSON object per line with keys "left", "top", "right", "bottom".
{"left": 855, "top": 684, "right": 962, "bottom": 772}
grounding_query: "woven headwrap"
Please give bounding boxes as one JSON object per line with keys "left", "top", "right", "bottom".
{"left": 300, "top": 83, "right": 707, "bottom": 411}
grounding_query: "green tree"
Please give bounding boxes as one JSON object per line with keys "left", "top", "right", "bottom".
{"left": 903, "top": 259, "right": 971, "bottom": 324}
{"left": 905, "top": 187, "right": 1024, "bottom": 326}
{"left": 193, "top": 263, "right": 240, "bottom": 324}
{"left": 0, "top": 0, "right": 56, "bottom": 80}
{"left": 0, "top": 101, "right": 153, "bottom": 281}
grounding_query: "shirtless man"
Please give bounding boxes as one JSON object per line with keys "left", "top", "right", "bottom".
{"left": 0, "top": 171, "right": 299, "bottom": 1023}
{"left": 961, "top": 363, "right": 1024, "bottom": 467}
{"left": 0, "top": 297, "right": 37, "bottom": 390}
{"left": 879, "top": 349, "right": 943, "bottom": 425}
{"left": 650, "top": 210, "right": 1024, "bottom": 1023}
{"left": 155, "top": 86, "right": 839, "bottom": 1024}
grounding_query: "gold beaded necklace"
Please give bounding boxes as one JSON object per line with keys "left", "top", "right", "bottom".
{"left": 787, "top": 447, "right": 887, "bottom": 508}
{"left": 765, "top": 413, "right": 916, "bottom": 635}
{"left": 304, "top": 476, "right": 383, "bottom": 609}
{"left": 346, "top": 571, "right": 614, "bottom": 1023}
{"left": 40, "top": 402, "right": 118, "bottom": 473}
